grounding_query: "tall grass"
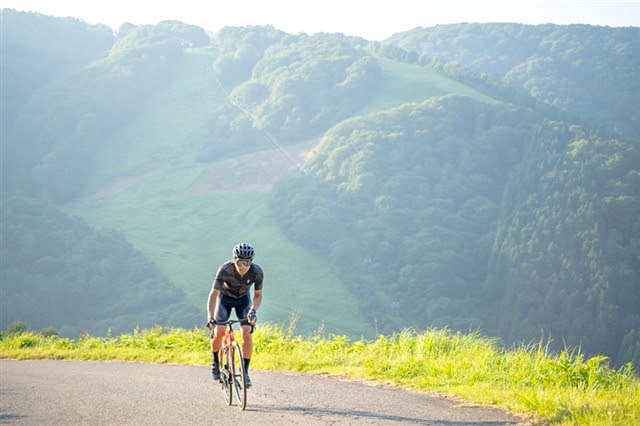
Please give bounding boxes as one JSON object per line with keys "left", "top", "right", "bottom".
{"left": 2, "top": 324, "right": 638, "bottom": 425}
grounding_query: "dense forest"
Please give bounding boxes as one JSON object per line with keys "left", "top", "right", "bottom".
{"left": 273, "top": 100, "right": 639, "bottom": 367}
{"left": 1, "top": 10, "right": 638, "bottom": 369}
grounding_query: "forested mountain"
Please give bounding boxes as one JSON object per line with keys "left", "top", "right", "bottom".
{"left": 0, "top": 11, "right": 114, "bottom": 128}
{"left": 276, "top": 99, "right": 639, "bottom": 368}
{"left": 387, "top": 23, "right": 640, "bottom": 139}
{"left": 1, "top": 10, "right": 638, "bottom": 369}
{"left": 0, "top": 197, "right": 193, "bottom": 336}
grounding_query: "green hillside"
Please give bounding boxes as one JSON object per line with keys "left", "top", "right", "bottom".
{"left": 387, "top": 23, "right": 640, "bottom": 139}
{"left": 82, "top": 52, "right": 221, "bottom": 191}
{"left": 69, "top": 191, "right": 370, "bottom": 337}
{"left": 65, "top": 48, "right": 370, "bottom": 337}
{"left": 65, "top": 37, "right": 503, "bottom": 338}
{"left": 362, "top": 57, "right": 497, "bottom": 113}
{"left": 2, "top": 11, "right": 638, "bottom": 371}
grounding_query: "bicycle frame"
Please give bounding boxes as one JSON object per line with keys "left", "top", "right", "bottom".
{"left": 220, "top": 323, "right": 237, "bottom": 379}
{"left": 211, "top": 319, "right": 248, "bottom": 410}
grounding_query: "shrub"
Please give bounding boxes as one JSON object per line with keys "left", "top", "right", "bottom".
{"left": 39, "top": 327, "right": 60, "bottom": 337}
{"left": 6, "top": 320, "right": 30, "bottom": 335}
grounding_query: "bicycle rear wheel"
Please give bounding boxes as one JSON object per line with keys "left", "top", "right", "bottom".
{"left": 220, "top": 348, "right": 232, "bottom": 406}
{"left": 230, "top": 341, "right": 247, "bottom": 410}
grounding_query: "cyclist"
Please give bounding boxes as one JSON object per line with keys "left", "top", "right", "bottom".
{"left": 207, "top": 242, "right": 263, "bottom": 387}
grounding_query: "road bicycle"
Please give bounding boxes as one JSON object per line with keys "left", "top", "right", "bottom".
{"left": 209, "top": 319, "right": 248, "bottom": 410}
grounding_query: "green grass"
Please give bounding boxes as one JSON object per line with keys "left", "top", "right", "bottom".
{"left": 2, "top": 324, "right": 638, "bottom": 425}
{"left": 67, "top": 189, "right": 370, "bottom": 337}
{"left": 361, "top": 57, "right": 498, "bottom": 114}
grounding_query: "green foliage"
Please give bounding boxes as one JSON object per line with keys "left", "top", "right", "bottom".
{"left": 0, "top": 10, "right": 114, "bottom": 199}
{"left": 0, "top": 197, "right": 190, "bottom": 336}
{"left": 0, "top": 10, "right": 114, "bottom": 126}
{"left": 488, "top": 123, "right": 640, "bottom": 368}
{"left": 274, "top": 96, "right": 541, "bottom": 330}
{"left": 274, "top": 95, "right": 640, "bottom": 370}
{"left": 212, "top": 25, "right": 285, "bottom": 86}
{"left": 242, "top": 33, "right": 382, "bottom": 140}
{"left": 3, "top": 15, "right": 207, "bottom": 202}
{"left": 39, "top": 327, "right": 60, "bottom": 338}
{"left": 109, "top": 20, "right": 209, "bottom": 60}
{"left": 388, "top": 23, "right": 640, "bottom": 139}
{"left": 5, "top": 321, "right": 31, "bottom": 335}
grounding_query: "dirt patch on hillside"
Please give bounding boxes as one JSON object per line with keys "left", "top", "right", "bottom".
{"left": 183, "top": 140, "right": 318, "bottom": 196}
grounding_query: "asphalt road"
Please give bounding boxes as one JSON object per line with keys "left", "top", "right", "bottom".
{"left": 1, "top": 360, "right": 528, "bottom": 425}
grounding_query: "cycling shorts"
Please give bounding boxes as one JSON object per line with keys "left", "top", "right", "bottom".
{"left": 214, "top": 293, "right": 252, "bottom": 327}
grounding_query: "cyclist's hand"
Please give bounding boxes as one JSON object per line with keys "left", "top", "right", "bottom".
{"left": 248, "top": 309, "right": 257, "bottom": 325}
{"left": 207, "top": 318, "right": 216, "bottom": 329}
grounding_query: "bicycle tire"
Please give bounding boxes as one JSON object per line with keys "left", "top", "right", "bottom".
{"left": 220, "top": 348, "right": 232, "bottom": 406}
{"left": 230, "top": 341, "right": 247, "bottom": 410}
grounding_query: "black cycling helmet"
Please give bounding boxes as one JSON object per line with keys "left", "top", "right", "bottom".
{"left": 233, "top": 242, "right": 255, "bottom": 259}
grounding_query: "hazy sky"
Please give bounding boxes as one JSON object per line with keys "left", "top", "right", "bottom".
{"left": 2, "top": 0, "right": 639, "bottom": 40}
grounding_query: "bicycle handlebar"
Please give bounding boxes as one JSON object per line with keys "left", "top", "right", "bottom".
{"left": 207, "top": 318, "right": 248, "bottom": 327}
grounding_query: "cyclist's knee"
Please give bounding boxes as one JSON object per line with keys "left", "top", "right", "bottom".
{"left": 241, "top": 326, "right": 252, "bottom": 339}
{"left": 213, "top": 325, "right": 225, "bottom": 339}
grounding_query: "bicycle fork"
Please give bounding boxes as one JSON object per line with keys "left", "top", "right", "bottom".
{"left": 220, "top": 344, "right": 233, "bottom": 385}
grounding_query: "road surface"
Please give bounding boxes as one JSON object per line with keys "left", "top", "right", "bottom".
{"left": 1, "top": 360, "right": 528, "bottom": 424}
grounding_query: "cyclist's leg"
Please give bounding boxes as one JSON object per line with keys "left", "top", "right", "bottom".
{"left": 211, "top": 295, "right": 231, "bottom": 380}
{"left": 240, "top": 324, "right": 253, "bottom": 387}
{"left": 235, "top": 295, "right": 253, "bottom": 357}
{"left": 212, "top": 294, "right": 232, "bottom": 352}
{"left": 240, "top": 325, "right": 253, "bottom": 358}
{"left": 237, "top": 297, "right": 253, "bottom": 386}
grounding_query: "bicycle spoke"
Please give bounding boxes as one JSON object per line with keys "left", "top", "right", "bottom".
{"left": 231, "top": 342, "right": 247, "bottom": 410}
{"left": 221, "top": 349, "right": 232, "bottom": 405}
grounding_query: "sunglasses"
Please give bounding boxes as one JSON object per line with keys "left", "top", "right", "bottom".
{"left": 235, "top": 259, "right": 252, "bottom": 267}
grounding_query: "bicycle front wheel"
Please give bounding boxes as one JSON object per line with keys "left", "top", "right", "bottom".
{"left": 220, "top": 348, "right": 232, "bottom": 406}
{"left": 230, "top": 341, "right": 247, "bottom": 410}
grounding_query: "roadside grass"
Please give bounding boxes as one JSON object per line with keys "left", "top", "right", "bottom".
{"left": 2, "top": 323, "right": 638, "bottom": 425}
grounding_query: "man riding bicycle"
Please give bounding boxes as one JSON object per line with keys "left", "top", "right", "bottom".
{"left": 207, "top": 242, "right": 263, "bottom": 387}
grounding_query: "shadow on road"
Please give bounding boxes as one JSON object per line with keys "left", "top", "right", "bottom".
{"left": 0, "top": 412, "right": 28, "bottom": 422}
{"left": 247, "top": 404, "right": 522, "bottom": 425}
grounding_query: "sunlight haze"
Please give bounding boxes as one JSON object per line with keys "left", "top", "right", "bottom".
{"left": 2, "top": 0, "right": 638, "bottom": 40}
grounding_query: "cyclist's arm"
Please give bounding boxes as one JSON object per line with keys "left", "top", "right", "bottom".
{"left": 251, "top": 289, "right": 262, "bottom": 313}
{"left": 207, "top": 286, "right": 220, "bottom": 322}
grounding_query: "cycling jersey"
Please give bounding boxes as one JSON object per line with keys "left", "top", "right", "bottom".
{"left": 212, "top": 260, "right": 263, "bottom": 299}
